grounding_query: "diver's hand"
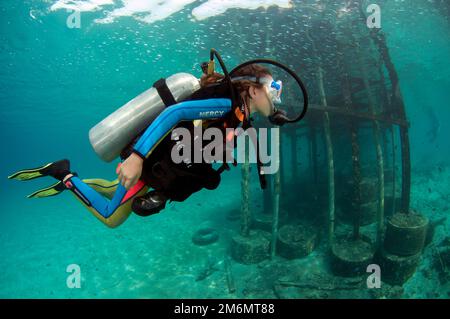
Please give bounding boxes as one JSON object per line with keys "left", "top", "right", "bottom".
{"left": 116, "top": 153, "right": 144, "bottom": 190}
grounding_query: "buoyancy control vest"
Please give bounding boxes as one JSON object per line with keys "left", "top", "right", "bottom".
{"left": 119, "top": 79, "right": 251, "bottom": 203}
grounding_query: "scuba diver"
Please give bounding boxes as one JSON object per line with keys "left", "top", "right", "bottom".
{"left": 8, "top": 49, "right": 308, "bottom": 228}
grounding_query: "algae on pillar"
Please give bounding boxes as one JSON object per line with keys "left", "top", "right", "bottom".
{"left": 231, "top": 135, "right": 271, "bottom": 265}
{"left": 339, "top": 52, "right": 362, "bottom": 240}
{"left": 240, "top": 144, "right": 251, "bottom": 237}
{"left": 270, "top": 129, "right": 281, "bottom": 258}
{"left": 317, "top": 66, "right": 336, "bottom": 248}
{"left": 356, "top": 43, "right": 385, "bottom": 247}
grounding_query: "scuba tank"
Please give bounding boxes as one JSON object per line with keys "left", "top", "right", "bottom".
{"left": 89, "top": 72, "right": 201, "bottom": 162}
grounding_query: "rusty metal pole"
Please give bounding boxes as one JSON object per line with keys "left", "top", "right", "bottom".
{"left": 309, "top": 123, "right": 318, "bottom": 186}
{"left": 271, "top": 130, "right": 281, "bottom": 258}
{"left": 306, "top": 28, "right": 335, "bottom": 248}
{"left": 366, "top": 29, "right": 411, "bottom": 215}
{"left": 291, "top": 128, "right": 298, "bottom": 184}
{"left": 263, "top": 175, "right": 272, "bottom": 215}
{"left": 317, "top": 66, "right": 336, "bottom": 248}
{"left": 339, "top": 54, "right": 362, "bottom": 241}
{"left": 355, "top": 43, "right": 385, "bottom": 247}
{"left": 240, "top": 143, "right": 251, "bottom": 237}
{"left": 390, "top": 127, "right": 397, "bottom": 216}
{"left": 378, "top": 59, "right": 398, "bottom": 217}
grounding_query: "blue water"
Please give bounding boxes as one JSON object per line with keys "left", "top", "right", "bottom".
{"left": 1, "top": 0, "right": 449, "bottom": 298}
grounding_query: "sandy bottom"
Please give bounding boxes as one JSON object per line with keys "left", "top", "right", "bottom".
{"left": 0, "top": 166, "right": 449, "bottom": 299}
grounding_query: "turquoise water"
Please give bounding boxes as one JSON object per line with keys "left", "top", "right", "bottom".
{"left": 1, "top": 0, "right": 449, "bottom": 298}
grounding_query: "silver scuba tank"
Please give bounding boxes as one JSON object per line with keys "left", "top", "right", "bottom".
{"left": 89, "top": 72, "right": 201, "bottom": 162}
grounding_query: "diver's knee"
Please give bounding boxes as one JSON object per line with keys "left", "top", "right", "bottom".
{"left": 104, "top": 218, "right": 123, "bottom": 229}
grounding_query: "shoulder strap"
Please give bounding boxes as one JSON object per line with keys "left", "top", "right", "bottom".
{"left": 153, "top": 78, "right": 177, "bottom": 107}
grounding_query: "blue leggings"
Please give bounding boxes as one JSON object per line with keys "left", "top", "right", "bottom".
{"left": 64, "top": 168, "right": 149, "bottom": 228}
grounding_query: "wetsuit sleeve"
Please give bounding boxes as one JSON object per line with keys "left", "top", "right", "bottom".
{"left": 132, "top": 98, "right": 232, "bottom": 159}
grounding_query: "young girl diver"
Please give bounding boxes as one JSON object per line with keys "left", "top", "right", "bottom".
{"left": 8, "top": 63, "right": 287, "bottom": 228}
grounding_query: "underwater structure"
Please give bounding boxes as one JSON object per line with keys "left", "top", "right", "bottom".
{"left": 197, "top": 1, "right": 432, "bottom": 296}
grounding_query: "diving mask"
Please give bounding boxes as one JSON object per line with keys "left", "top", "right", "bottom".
{"left": 231, "top": 76, "right": 283, "bottom": 105}
{"left": 260, "top": 77, "right": 283, "bottom": 104}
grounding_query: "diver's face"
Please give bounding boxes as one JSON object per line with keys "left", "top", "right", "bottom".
{"left": 248, "top": 75, "right": 275, "bottom": 117}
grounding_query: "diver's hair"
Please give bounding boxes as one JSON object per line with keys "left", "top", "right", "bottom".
{"left": 200, "top": 64, "right": 272, "bottom": 106}
{"left": 231, "top": 64, "right": 272, "bottom": 107}
{"left": 230, "top": 64, "right": 272, "bottom": 90}
{"left": 200, "top": 64, "right": 271, "bottom": 90}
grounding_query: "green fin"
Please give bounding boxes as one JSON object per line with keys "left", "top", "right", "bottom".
{"left": 8, "top": 162, "right": 53, "bottom": 181}
{"left": 27, "top": 181, "right": 66, "bottom": 198}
